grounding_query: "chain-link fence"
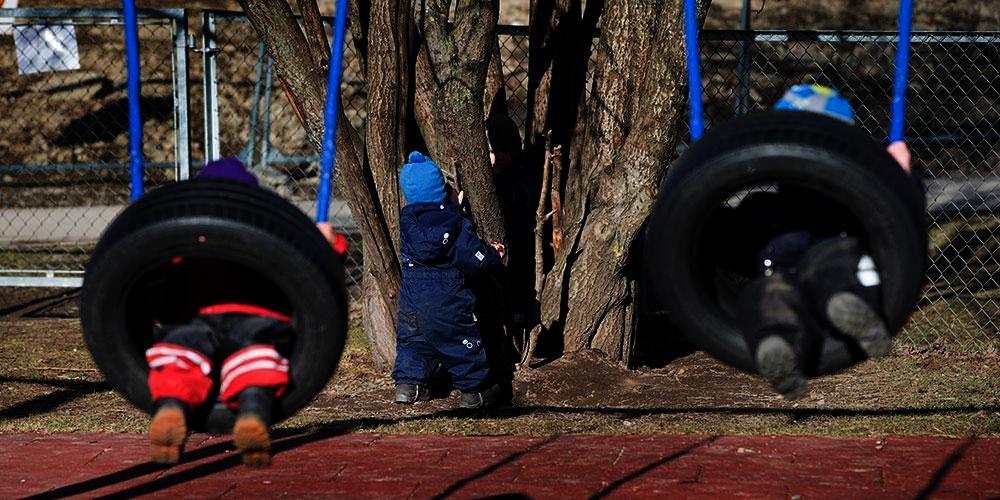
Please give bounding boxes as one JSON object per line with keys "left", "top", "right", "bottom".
{"left": 692, "top": 31, "right": 999, "bottom": 350}
{"left": 1, "top": 11, "right": 996, "bottom": 349}
{"left": 203, "top": 11, "right": 364, "bottom": 294}
{"left": 0, "top": 8, "right": 187, "bottom": 285}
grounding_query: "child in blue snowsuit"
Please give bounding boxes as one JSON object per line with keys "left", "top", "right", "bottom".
{"left": 392, "top": 152, "right": 506, "bottom": 408}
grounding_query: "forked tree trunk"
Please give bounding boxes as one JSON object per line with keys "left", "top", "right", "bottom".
{"left": 531, "top": 0, "right": 710, "bottom": 364}
{"left": 241, "top": 0, "right": 708, "bottom": 371}
{"left": 413, "top": 0, "right": 507, "bottom": 243}
{"left": 239, "top": 0, "right": 401, "bottom": 370}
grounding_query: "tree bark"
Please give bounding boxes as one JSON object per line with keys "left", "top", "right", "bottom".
{"left": 241, "top": 0, "right": 712, "bottom": 372}
{"left": 239, "top": 0, "right": 401, "bottom": 370}
{"left": 532, "top": 0, "right": 710, "bottom": 365}
{"left": 526, "top": 0, "right": 600, "bottom": 161}
{"left": 413, "top": 0, "right": 506, "bottom": 243}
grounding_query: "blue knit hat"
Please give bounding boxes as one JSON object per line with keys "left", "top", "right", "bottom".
{"left": 400, "top": 151, "right": 446, "bottom": 204}
{"left": 198, "top": 157, "right": 259, "bottom": 185}
{"left": 775, "top": 84, "right": 856, "bottom": 124}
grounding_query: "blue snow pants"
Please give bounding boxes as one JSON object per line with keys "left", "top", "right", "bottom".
{"left": 390, "top": 267, "right": 490, "bottom": 392}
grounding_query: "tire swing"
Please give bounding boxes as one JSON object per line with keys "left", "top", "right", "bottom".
{"left": 80, "top": 0, "right": 353, "bottom": 432}
{"left": 642, "top": 0, "right": 927, "bottom": 375}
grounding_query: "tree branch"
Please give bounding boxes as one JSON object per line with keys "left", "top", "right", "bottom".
{"left": 535, "top": 131, "right": 553, "bottom": 295}
{"left": 298, "top": 0, "right": 330, "bottom": 70}
{"left": 550, "top": 143, "right": 563, "bottom": 253}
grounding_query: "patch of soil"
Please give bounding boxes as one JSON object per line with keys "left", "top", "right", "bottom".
{"left": 513, "top": 349, "right": 780, "bottom": 409}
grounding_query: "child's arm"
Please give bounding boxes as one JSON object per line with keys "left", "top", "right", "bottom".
{"left": 450, "top": 216, "right": 503, "bottom": 277}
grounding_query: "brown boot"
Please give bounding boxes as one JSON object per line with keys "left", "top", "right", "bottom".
{"left": 148, "top": 398, "right": 187, "bottom": 464}
{"left": 232, "top": 387, "right": 274, "bottom": 467}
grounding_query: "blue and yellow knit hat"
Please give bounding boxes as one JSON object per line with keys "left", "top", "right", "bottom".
{"left": 774, "top": 84, "right": 855, "bottom": 124}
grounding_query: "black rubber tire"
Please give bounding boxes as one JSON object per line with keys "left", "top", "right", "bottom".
{"left": 80, "top": 178, "right": 348, "bottom": 431}
{"left": 644, "top": 110, "right": 927, "bottom": 376}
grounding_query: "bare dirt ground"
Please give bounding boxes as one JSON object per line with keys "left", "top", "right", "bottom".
{"left": 2, "top": 288, "right": 997, "bottom": 437}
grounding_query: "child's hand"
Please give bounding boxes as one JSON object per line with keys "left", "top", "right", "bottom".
{"left": 886, "top": 141, "right": 911, "bottom": 174}
{"left": 317, "top": 222, "right": 349, "bottom": 256}
{"left": 489, "top": 241, "right": 505, "bottom": 259}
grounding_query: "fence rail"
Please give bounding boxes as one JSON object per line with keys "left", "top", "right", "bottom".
{"left": 1, "top": 10, "right": 996, "bottom": 350}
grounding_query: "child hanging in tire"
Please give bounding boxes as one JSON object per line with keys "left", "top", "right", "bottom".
{"left": 725, "top": 84, "right": 914, "bottom": 400}
{"left": 146, "top": 158, "right": 347, "bottom": 466}
{"left": 391, "top": 152, "right": 506, "bottom": 408}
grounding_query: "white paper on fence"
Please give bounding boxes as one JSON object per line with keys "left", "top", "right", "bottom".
{"left": 14, "top": 23, "right": 81, "bottom": 75}
{"left": 0, "top": 0, "right": 19, "bottom": 35}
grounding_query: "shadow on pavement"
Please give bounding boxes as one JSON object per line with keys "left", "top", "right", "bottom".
{"left": 914, "top": 437, "right": 978, "bottom": 500}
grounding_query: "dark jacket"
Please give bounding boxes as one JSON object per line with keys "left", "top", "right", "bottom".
{"left": 399, "top": 202, "right": 501, "bottom": 278}
{"left": 392, "top": 202, "right": 502, "bottom": 390}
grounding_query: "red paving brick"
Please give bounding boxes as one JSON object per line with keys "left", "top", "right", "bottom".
{"left": 0, "top": 433, "right": 996, "bottom": 498}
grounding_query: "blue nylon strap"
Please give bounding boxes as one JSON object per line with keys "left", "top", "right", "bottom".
{"left": 122, "top": 0, "right": 144, "bottom": 201}
{"left": 315, "top": 0, "right": 351, "bottom": 223}
{"left": 684, "top": 0, "right": 705, "bottom": 142}
{"left": 889, "top": 0, "right": 913, "bottom": 143}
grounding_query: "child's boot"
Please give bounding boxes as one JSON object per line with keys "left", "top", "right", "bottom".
{"left": 740, "top": 274, "right": 809, "bottom": 401}
{"left": 233, "top": 387, "right": 275, "bottom": 467}
{"left": 459, "top": 383, "right": 503, "bottom": 409}
{"left": 148, "top": 398, "right": 187, "bottom": 464}
{"left": 799, "top": 237, "right": 892, "bottom": 359}
{"left": 145, "top": 342, "right": 213, "bottom": 465}
{"left": 394, "top": 383, "right": 431, "bottom": 404}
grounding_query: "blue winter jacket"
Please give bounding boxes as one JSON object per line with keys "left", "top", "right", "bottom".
{"left": 399, "top": 202, "right": 501, "bottom": 278}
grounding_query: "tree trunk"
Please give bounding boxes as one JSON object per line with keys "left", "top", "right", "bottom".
{"left": 532, "top": 0, "right": 709, "bottom": 365}
{"left": 413, "top": 0, "right": 506, "bottom": 243}
{"left": 241, "top": 0, "right": 711, "bottom": 372}
{"left": 239, "top": 0, "right": 401, "bottom": 370}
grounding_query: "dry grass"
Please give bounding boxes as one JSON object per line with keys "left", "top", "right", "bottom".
{"left": 1, "top": 311, "right": 996, "bottom": 437}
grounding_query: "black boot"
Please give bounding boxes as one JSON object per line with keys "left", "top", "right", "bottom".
{"left": 233, "top": 387, "right": 274, "bottom": 467}
{"left": 798, "top": 237, "right": 892, "bottom": 359}
{"left": 740, "top": 274, "right": 809, "bottom": 401}
{"left": 459, "top": 383, "right": 503, "bottom": 409}
{"left": 394, "top": 383, "right": 431, "bottom": 404}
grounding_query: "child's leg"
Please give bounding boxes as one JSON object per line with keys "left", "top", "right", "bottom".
{"left": 212, "top": 313, "right": 293, "bottom": 467}
{"left": 423, "top": 309, "right": 496, "bottom": 408}
{"left": 391, "top": 295, "right": 439, "bottom": 403}
{"left": 739, "top": 273, "right": 809, "bottom": 400}
{"left": 145, "top": 318, "right": 221, "bottom": 464}
{"left": 797, "top": 236, "right": 891, "bottom": 358}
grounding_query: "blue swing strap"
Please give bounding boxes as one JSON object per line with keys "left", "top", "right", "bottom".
{"left": 122, "top": 0, "right": 143, "bottom": 201}
{"left": 889, "top": 0, "right": 914, "bottom": 143}
{"left": 682, "top": 0, "right": 914, "bottom": 144}
{"left": 315, "top": 0, "right": 351, "bottom": 223}
{"left": 683, "top": 0, "right": 705, "bottom": 142}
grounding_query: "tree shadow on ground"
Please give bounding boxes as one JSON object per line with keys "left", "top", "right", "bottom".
{"left": 0, "top": 288, "right": 79, "bottom": 318}
{"left": 29, "top": 404, "right": 996, "bottom": 498}
{"left": 0, "top": 376, "right": 108, "bottom": 421}
{"left": 52, "top": 96, "right": 173, "bottom": 147}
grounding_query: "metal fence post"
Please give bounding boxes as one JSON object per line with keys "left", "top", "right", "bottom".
{"left": 734, "top": 0, "right": 752, "bottom": 116}
{"left": 173, "top": 9, "right": 191, "bottom": 180}
{"left": 236, "top": 42, "right": 267, "bottom": 167}
{"left": 202, "top": 11, "right": 220, "bottom": 163}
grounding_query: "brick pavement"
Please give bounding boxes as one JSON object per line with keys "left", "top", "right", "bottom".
{"left": 0, "top": 433, "right": 996, "bottom": 498}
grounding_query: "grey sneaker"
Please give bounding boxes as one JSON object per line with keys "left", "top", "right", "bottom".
{"left": 755, "top": 336, "right": 808, "bottom": 401}
{"left": 394, "top": 384, "right": 430, "bottom": 404}
{"left": 826, "top": 292, "right": 892, "bottom": 359}
{"left": 459, "top": 383, "right": 502, "bottom": 409}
